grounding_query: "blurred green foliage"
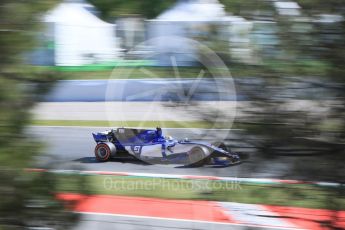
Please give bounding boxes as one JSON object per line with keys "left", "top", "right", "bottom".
{"left": 221, "top": 0, "right": 274, "bottom": 16}
{"left": 89, "top": 0, "right": 176, "bottom": 19}
{"left": 296, "top": 0, "right": 344, "bottom": 13}
{"left": 0, "top": 0, "right": 61, "bottom": 165}
{"left": 90, "top": 0, "right": 274, "bottom": 20}
{"left": 0, "top": 0, "right": 80, "bottom": 229}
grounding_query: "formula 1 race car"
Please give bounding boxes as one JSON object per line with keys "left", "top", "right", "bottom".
{"left": 92, "top": 127, "right": 240, "bottom": 167}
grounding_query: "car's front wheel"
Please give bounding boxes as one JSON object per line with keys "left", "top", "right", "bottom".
{"left": 94, "top": 142, "right": 116, "bottom": 162}
{"left": 187, "top": 146, "right": 208, "bottom": 167}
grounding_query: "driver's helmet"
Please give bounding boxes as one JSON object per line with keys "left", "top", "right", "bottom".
{"left": 156, "top": 127, "right": 162, "bottom": 137}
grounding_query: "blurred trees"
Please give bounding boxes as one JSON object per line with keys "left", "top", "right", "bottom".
{"left": 0, "top": 0, "right": 79, "bottom": 229}
{"left": 89, "top": 0, "right": 176, "bottom": 20}
{"left": 226, "top": 0, "right": 345, "bottom": 178}
{"left": 228, "top": 1, "right": 345, "bottom": 225}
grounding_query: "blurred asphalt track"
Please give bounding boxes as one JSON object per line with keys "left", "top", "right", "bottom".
{"left": 42, "top": 78, "right": 326, "bottom": 102}
{"left": 29, "top": 126, "right": 295, "bottom": 178}
{"left": 32, "top": 101, "right": 239, "bottom": 121}
{"left": 30, "top": 78, "right": 327, "bottom": 179}
{"left": 43, "top": 78, "right": 241, "bottom": 102}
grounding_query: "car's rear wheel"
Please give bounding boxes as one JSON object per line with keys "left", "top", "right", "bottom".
{"left": 95, "top": 142, "right": 115, "bottom": 162}
{"left": 188, "top": 146, "right": 208, "bottom": 167}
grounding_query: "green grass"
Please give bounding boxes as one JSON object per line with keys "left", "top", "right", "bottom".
{"left": 31, "top": 120, "right": 235, "bottom": 129}
{"left": 51, "top": 60, "right": 155, "bottom": 72}
{"left": 34, "top": 60, "right": 329, "bottom": 80}
{"left": 57, "top": 174, "right": 345, "bottom": 210}
{"left": 55, "top": 67, "right": 216, "bottom": 80}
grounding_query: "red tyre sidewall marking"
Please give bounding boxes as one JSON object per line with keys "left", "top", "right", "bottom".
{"left": 95, "top": 143, "right": 110, "bottom": 161}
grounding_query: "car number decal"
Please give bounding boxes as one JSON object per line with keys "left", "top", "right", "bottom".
{"left": 133, "top": 146, "right": 141, "bottom": 154}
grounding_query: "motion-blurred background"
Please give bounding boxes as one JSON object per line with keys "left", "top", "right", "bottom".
{"left": 0, "top": 0, "right": 344, "bottom": 229}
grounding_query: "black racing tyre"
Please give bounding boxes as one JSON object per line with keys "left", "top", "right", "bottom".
{"left": 188, "top": 146, "right": 208, "bottom": 167}
{"left": 94, "top": 143, "right": 113, "bottom": 162}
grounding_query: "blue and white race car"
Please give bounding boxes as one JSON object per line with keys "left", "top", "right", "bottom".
{"left": 92, "top": 127, "right": 240, "bottom": 167}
